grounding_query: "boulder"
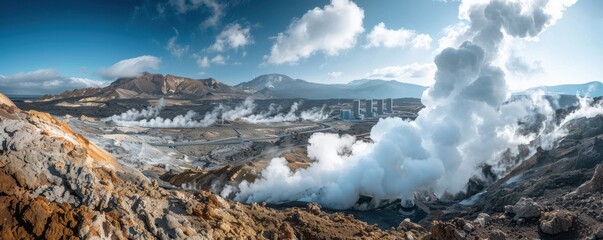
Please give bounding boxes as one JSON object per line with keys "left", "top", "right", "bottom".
{"left": 506, "top": 197, "right": 541, "bottom": 220}
{"left": 398, "top": 218, "right": 424, "bottom": 232}
{"left": 474, "top": 213, "right": 491, "bottom": 227}
{"left": 79, "top": 115, "right": 96, "bottom": 122}
{"left": 539, "top": 210, "right": 575, "bottom": 235}
{"left": 429, "top": 219, "right": 467, "bottom": 240}
{"left": 279, "top": 222, "right": 296, "bottom": 239}
{"left": 306, "top": 202, "right": 322, "bottom": 215}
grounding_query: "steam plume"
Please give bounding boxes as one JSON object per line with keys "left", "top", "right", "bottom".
{"left": 103, "top": 98, "right": 165, "bottom": 122}
{"left": 104, "top": 98, "right": 328, "bottom": 128}
{"left": 234, "top": 0, "right": 580, "bottom": 209}
{"left": 242, "top": 102, "right": 329, "bottom": 123}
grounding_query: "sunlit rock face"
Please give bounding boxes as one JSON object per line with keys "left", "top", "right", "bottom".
{"left": 0, "top": 93, "right": 15, "bottom": 108}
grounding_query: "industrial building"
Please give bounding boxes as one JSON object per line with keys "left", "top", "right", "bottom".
{"left": 352, "top": 100, "right": 360, "bottom": 119}
{"left": 340, "top": 110, "right": 352, "bottom": 120}
{"left": 376, "top": 99, "right": 384, "bottom": 115}
{"left": 346, "top": 98, "right": 392, "bottom": 120}
{"left": 365, "top": 99, "right": 373, "bottom": 117}
{"left": 386, "top": 98, "right": 393, "bottom": 113}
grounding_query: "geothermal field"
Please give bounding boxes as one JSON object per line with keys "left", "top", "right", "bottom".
{"left": 2, "top": 0, "right": 603, "bottom": 239}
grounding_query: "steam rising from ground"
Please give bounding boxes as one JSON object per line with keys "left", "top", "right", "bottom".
{"left": 242, "top": 102, "right": 329, "bottom": 123}
{"left": 104, "top": 98, "right": 165, "bottom": 122}
{"left": 233, "top": 0, "right": 583, "bottom": 209}
{"left": 103, "top": 98, "right": 328, "bottom": 128}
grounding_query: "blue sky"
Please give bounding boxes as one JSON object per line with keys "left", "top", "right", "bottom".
{"left": 0, "top": 0, "right": 601, "bottom": 94}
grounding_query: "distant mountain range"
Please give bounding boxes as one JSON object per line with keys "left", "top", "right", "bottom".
{"left": 38, "top": 72, "right": 602, "bottom": 101}
{"left": 40, "top": 73, "right": 428, "bottom": 101}
{"left": 236, "top": 74, "right": 427, "bottom": 99}
{"left": 523, "top": 81, "right": 603, "bottom": 97}
{"left": 40, "top": 73, "right": 248, "bottom": 101}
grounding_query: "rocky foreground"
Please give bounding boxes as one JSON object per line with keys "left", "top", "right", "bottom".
{"left": 0, "top": 94, "right": 415, "bottom": 239}
{"left": 1, "top": 92, "right": 603, "bottom": 239}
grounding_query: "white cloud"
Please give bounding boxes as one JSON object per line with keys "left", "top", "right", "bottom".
{"left": 166, "top": 28, "right": 190, "bottom": 58}
{"left": 65, "top": 77, "right": 108, "bottom": 88}
{"left": 211, "top": 55, "right": 226, "bottom": 64}
{"left": 328, "top": 71, "right": 343, "bottom": 78}
{"left": 0, "top": 69, "right": 108, "bottom": 95}
{"left": 412, "top": 34, "right": 433, "bottom": 49}
{"left": 266, "top": 0, "right": 365, "bottom": 65}
{"left": 365, "top": 22, "right": 432, "bottom": 49}
{"left": 210, "top": 23, "right": 253, "bottom": 52}
{"left": 194, "top": 54, "right": 225, "bottom": 69}
{"left": 10, "top": 68, "right": 61, "bottom": 82}
{"left": 169, "top": 0, "right": 224, "bottom": 28}
{"left": 195, "top": 55, "right": 210, "bottom": 68}
{"left": 99, "top": 55, "right": 161, "bottom": 79}
{"left": 366, "top": 63, "right": 436, "bottom": 85}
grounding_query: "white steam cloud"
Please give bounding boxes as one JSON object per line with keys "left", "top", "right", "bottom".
{"left": 242, "top": 102, "right": 329, "bottom": 123}
{"left": 103, "top": 98, "right": 165, "bottom": 122}
{"left": 233, "top": 0, "right": 583, "bottom": 209}
{"left": 538, "top": 93, "right": 603, "bottom": 150}
{"left": 103, "top": 98, "right": 328, "bottom": 128}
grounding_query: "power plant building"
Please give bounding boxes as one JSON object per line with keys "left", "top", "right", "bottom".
{"left": 352, "top": 100, "right": 360, "bottom": 119}
{"left": 386, "top": 98, "right": 393, "bottom": 113}
{"left": 340, "top": 110, "right": 352, "bottom": 120}
{"left": 376, "top": 99, "right": 384, "bottom": 115}
{"left": 365, "top": 99, "right": 373, "bottom": 117}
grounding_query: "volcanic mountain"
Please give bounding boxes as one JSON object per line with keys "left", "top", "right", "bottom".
{"left": 236, "top": 74, "right": 427, "bottom": 99}
{"left": 40, "top": 73, "right": 250, "bottom": 102}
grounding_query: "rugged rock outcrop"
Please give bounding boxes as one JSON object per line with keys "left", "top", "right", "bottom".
{"left": 474, "top": 213, "right": 491, "bottom": 227}
{"left": 504, "top": 197, "right": 542, "bottom": 220}
{"left": 539, "top": 210, "right": 575, "bottom": 235}
{"left": 0, "top": 93, "right": 15, "bottom": 107}
{"left": 570, "top": 163, "right": 603, "bottom": 196}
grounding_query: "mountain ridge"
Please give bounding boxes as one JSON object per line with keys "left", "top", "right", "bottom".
{"left": 523, "top": 81, "right": 603, "bottom": 97}
{"left": 236, "top": 74, "right": 427, "bottom": 99}
{"left": 40, "top": 72, "right": 248, "bottom": 102}
{"left": 38, "top": 72, "right": 603, "bottom": 102}
{"left": 40, "top": 73, "right": 429, "bottom": 101}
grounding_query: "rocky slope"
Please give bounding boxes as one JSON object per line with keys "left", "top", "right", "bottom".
{"left": 0, "top": 95, "right": 431, "bottom": 239}
{"left": 40, "top": 73, "right": 249, "bottom": 102}
{"left": 3, "top": 91, "right": 603, "bottom": 239}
